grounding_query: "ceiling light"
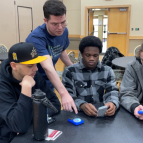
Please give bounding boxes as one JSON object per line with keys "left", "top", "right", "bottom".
{"left": 95, "top": 9, "right": 101, "bottom": 11}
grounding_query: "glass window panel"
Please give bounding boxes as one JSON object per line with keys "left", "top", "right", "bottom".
{"left": 103, "top": 18, "right": 108, "bottom": 25}
{"left": 94, "top": 26, "right": 98, "bottom": 31}
{"left": 102, "top": 40, "right": 107, "bottom": 53}
{"left": 103, "top": 25, "right": 107, "bottom": 31}
{"left": 93, "top": 19, "right": 98, "bottom": 25}
{"left": 106, "top": 25, "right": 107, "bottom": 31}
{"left": 103, "top": 32, "right": 107, "bottom": 38}
{"left": 93, "top": 32, "right": 98, "bottom": 37}
{"left": 103, "top": 38, "right": 107, "bottom": 42}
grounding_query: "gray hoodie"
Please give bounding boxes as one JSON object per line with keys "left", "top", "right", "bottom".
{"left": 119, "top": 59, "right": 143, "bottom": 114}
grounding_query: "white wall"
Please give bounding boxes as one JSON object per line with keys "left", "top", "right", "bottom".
{"left": 1, "top": 0, "right": 142, "bottom": 53}
{"left": 0, "top": 0, "right": 17, "bottom": 49}
{"left": 0, "top": 0, "right": 46, "bottom": 50}
{"left": 33, "top": 0, "right": 46, "bottom": 29}
{"left": 63, "top": 0, "right": 81, "bottom": 35}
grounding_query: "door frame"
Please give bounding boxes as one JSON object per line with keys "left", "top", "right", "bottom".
{"left": 17, "top": 6, "right": 33, "bottom": 42}
{"left": 85, "top": 5, "right": 131, "bottom": 56}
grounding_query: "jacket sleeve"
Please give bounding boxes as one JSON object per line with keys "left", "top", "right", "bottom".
{"left": 62, "top": 68, "right": 86, "bottom": 111}
{"left": 36, "top": 72, "right": 61, "bottom": 116}
{"left": 0, "top": 83, "right": 33, "bottom": 133}
{"left": 103, "top": 68, "right": 119, "bottom": 109}
{"left": 119, "top": 65, "right": 140, "bottom": 114}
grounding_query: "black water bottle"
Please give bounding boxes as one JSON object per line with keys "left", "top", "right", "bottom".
{"left": 33, "top": 89, "right": 48, "bottom": 140}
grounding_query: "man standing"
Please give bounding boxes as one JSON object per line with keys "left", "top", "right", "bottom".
{"left": 26, "top": 0, "right": 77, "bottom": 113}
{"left": 0, "top": 42, "right": 61, "bottom": 142}
{"left": 62, "top": 36, "right": 119, "bottom": 116}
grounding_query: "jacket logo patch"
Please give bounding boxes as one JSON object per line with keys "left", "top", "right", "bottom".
{"left": 13, "top": 52, "right": 17, "bottom": 60}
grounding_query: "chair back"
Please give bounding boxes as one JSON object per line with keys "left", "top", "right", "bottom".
{"left": 0, "top": 44, "right": 8, "bottom": 53}
{"left": 77, "top": 52, "right": 82, "bottom": 62}
{"left": 68, "top": 51, "right": 77, "bottom": 64}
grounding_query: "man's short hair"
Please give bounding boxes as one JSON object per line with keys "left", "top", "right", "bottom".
{"left": 79, "top": 36, "right": 102, "bottom": 53}
{"left": 135, "top": 44, "right": 143, "bottom": 58}
{"left": 43, "top": 0, "right": 66, "bottom": 21}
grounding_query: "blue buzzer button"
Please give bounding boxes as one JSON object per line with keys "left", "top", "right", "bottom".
{"left": 138, "top": 110, "right": 143, "bottom": 114}
{"left": 68, "top": 118, "right": 84, "bottom": 126}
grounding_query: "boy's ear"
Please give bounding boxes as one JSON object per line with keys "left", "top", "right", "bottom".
{"left": 10, "top": 62, "right": 18, "bottom": 71}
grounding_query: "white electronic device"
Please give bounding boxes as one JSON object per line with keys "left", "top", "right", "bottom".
{"left": 97, "top": 106, "right": 108, "bottom": 117}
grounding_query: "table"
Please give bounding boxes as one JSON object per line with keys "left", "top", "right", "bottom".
{"left": 112, "top": 56, "right": 135, "bottom": 68}
{"left": 0, "top": 52, "right": 8, "bottom": 61}
{"left": 11, "top": 103, "right": 143, "bottom": 143}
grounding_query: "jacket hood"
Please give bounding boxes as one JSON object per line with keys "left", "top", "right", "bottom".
{"left": 136, "top": 57, "right": 142, "bottom": 65}
{"left": 131, "top": 58, "right": 142, "bottom": 69}
{"left": 0, "top": 59, "right": 20, "bottom": 84}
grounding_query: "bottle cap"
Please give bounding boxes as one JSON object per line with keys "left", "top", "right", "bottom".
{"left": 33, "top": 89, "right": 46, "bottom": 99}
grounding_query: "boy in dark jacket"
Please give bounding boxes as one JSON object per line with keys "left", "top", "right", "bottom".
{"left": 0, "top": 42, "right": 61, "bottom": 143}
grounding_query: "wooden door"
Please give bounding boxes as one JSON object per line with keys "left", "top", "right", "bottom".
{"left": 88, "top": 10, "right": 94, "bottom": 36}
{"left": 107, "top": 8, "right": 128, "bottom": 56}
